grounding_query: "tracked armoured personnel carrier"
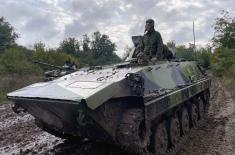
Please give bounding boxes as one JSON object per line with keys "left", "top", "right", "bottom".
{"left": 8, "top": 36, "right": 211, "bottom": 155}
{"left": 33, "top": 60, "right": 77, "bottom": 81}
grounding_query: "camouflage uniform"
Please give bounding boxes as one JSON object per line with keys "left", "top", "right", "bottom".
{"left": 143, "top": 30, "right": 163, "bottom": 60}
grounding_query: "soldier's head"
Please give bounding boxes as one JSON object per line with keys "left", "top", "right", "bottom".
{"left": 145, "top": 19, "right": 155, "bottom": 32}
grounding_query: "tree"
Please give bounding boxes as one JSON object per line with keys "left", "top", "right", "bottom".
{"left": 175, "top": 44, "right": 196, "bottom": 61}
{"left": 91, "top": 32, "right": 114, "bottom": 57}
{"left": 59, "top": 37, "right": 80, "bottom": 55}
{"left": 166, "top": 41, "right": 176, "bottom": 49}
{"left": 210, "top": 11, "right": 235, "bottom": 80}
{"left": 34, "top": 41, "right": 45, "bottom": 52}
{"left": 211, "top": 48, "right": 235, "bottom": 77}
{"left": 0, "top": 46, "right": 41, "bottom": 75}
{"left": 91, "top": 31, "right": 116, "bottom": 57}
{"left": 82, "top": 34, "right": 91, "bottom": 52}
{"left": 196, "top": 47, "right": 212, "bottom": 69}
{"left": 0, "top": 17, "right": 19, "bottom": 51}
{"left": 212, "top": 11, "right": 235, "bottom": 48}
{"left": 90, "top": 31, "right": 120, "bottom": 65}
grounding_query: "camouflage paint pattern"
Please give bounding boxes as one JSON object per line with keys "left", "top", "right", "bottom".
{"left": 7, "top": 60, "right": 210, "bottom": 142}
{"left": 7, "top": 35, "right": 210, "bottom": 144}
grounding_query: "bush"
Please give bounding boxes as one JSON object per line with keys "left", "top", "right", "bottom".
{"left": 0, "top": 74, "right": 44, "bottom": 103}
{"left": 196, "top": 49, "right": 212, "bottom": 69}
{"left": 0, "top": 45, "right": 80, "bottom": 75}
{"left": 211, "top": 48, "right": 235, "bottom": 78}
{"left": 32, "top": 49, "right": 80, "bottom": 69}
{"left": 0, "top": 47, "right": 42, "bottom": 75}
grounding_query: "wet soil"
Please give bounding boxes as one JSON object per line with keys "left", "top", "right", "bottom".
{"left": 177, "top": 78, "right": 235, "bottom": 155}
{"left": 0, "top": 102, "right": 126, "bottom": 155}
{"left": 0, "top": 78, "right": 234, "bottom": 155}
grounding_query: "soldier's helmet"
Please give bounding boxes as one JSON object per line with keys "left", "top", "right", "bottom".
{"left": 146, "top": 19, "right": 155, "bottom": 27}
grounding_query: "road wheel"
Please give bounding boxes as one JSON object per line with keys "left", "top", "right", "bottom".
{"left": 204, "top": 89, "right": 210, "bottom": 104}
{"left": 198, "top": 97, "right": 205, "bottom": 120}
{"left": 203, "top": 90, "right": 210, "bottom": 111}
{"left": 191, "top": 104, "right": 198, "bottom": 127}
{"left": 181, "top": 108, "right": 190, "bottom": 136}
{"left": 116, "top": 108, "right": 147, "bottom": 154}
{"left": 170, "top": 115, "right": 181, "bottom": 147}
{"left": 154, "top": 121, "right": 168, "bottom": 155}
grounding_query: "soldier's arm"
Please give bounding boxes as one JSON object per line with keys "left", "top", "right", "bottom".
{"left": 156, "top": 32, "right": 163, "bottom": 60}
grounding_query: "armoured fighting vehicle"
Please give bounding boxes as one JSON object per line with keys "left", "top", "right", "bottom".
{"left": 33, "top": 60, "right": 77, "bottom": 81}
{"left": 8, "top": 36, "right": 211, "bottom": 155}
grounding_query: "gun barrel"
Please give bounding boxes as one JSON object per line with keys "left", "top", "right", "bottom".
{"left": 33, "top": 60, "right": 63, "bottom": 69}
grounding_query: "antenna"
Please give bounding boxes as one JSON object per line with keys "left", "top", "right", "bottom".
{"left": 193, "top": 21, "right": 196, "bottom": 51}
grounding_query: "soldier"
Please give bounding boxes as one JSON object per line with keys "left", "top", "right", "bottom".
{"left": 142, "top": 19, "right": 164, "bottom": 63}
{"left": 63, "top": 60, "right": 71, "bottom": 69}
{"left": 70, "top": 62, "right": 77, "bottom": 70}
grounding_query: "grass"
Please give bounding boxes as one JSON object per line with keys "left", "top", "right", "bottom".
{"left": 0, "top": 92, "right": 7, "bottom": 105}
{"left": 0, "top": 74, "right": 43, "bottom": 105}
{"left": 223, "top": 77, "right": 235, "bottom": 85}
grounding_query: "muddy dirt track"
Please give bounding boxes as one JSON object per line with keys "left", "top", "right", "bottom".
{"left": 0, "top": 78, "right": 234, "bottom": 155}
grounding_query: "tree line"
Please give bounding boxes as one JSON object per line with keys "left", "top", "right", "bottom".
{"left": 0, "top": 17, "right": 121, "bottom": 75}
{"left": 166, "top": 11, "right": 234, "bottom": 81}
{"left": 0, "top": 11, "right": 234, "bottom": 81}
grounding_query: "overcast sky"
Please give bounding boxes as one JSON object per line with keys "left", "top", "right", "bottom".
{"left": 0, "top": 0, "right": 234, "bottom": 57}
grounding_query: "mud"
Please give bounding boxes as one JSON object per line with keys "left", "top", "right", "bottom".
{"left": 0, "top": 78, "right": 234, "bottom": 155}
{"left": 177, "top": 78, "right": 235, "bottom": 155}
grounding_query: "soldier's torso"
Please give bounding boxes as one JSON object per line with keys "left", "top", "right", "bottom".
{"left": 143, "top": 31, "right": 159, "bottom": 58}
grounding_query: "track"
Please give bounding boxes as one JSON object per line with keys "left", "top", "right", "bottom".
{"left": 0, "top": 78, "right": 234, "bottom": 155}
{"left": 177, "top": 78, "right": 235, "bottom": 155}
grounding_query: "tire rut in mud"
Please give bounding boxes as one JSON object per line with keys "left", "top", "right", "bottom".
{"left": 177, "top": 78, "right": 235, "bottom": 155}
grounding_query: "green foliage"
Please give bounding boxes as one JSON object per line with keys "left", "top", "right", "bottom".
{"left": 57, "top": 32, "right": 121, "bottom": 66}
{"left": 174, "top": 43, "right": 212, "bottom": 69}
{"left": 211, "top": 48, "right": 235, "bottom": 77}
{"left": 32, "top": 48, "right": 80, "bottom": 68}
{"left": 82, "top": 34, "right": 91, "bottom": 52}
{"left": 0, "top": 46, "right": 42, "bottom": 75}
{"left": 59, "top": 37, "right": 80, "bottom": 55}
{"left": 166, "top": 41, "right": 176, "bottom": 49}
{"left": 59, "top": 31, "right": 122, "bottom": 66}
{"left": 0, "top": 18, "right": 121, "bottom": 78}
{"left": 212, "top": 11, "right": 235, "bottom": 48}
{"left": 210, "top": 11, "right": 235, "bottom": 81}
{"left": 34, "top": 41, "right": 46, "bottom": 53}
{"left": 175, "top": 44, "right": 196, "bottom": 61}
{"left": 0, "top": 17, "right": 18, "bottom": 51}
{"left": 0, "top": 30, "right": 120, "bottom": 77}
{"left": 0, "top": 74, "right": 44, "bottom": 103}
{"left": 0, "top": 43, "right": 80, "bottom": 75}
{"left": 90, "top": 31, "right": 120, "bottom": 65}
{"left": 196, "top": 49, "right": 212, "bottom": 69}
{"left": 0, "top": 92, "right": 6, "bottom": 103}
